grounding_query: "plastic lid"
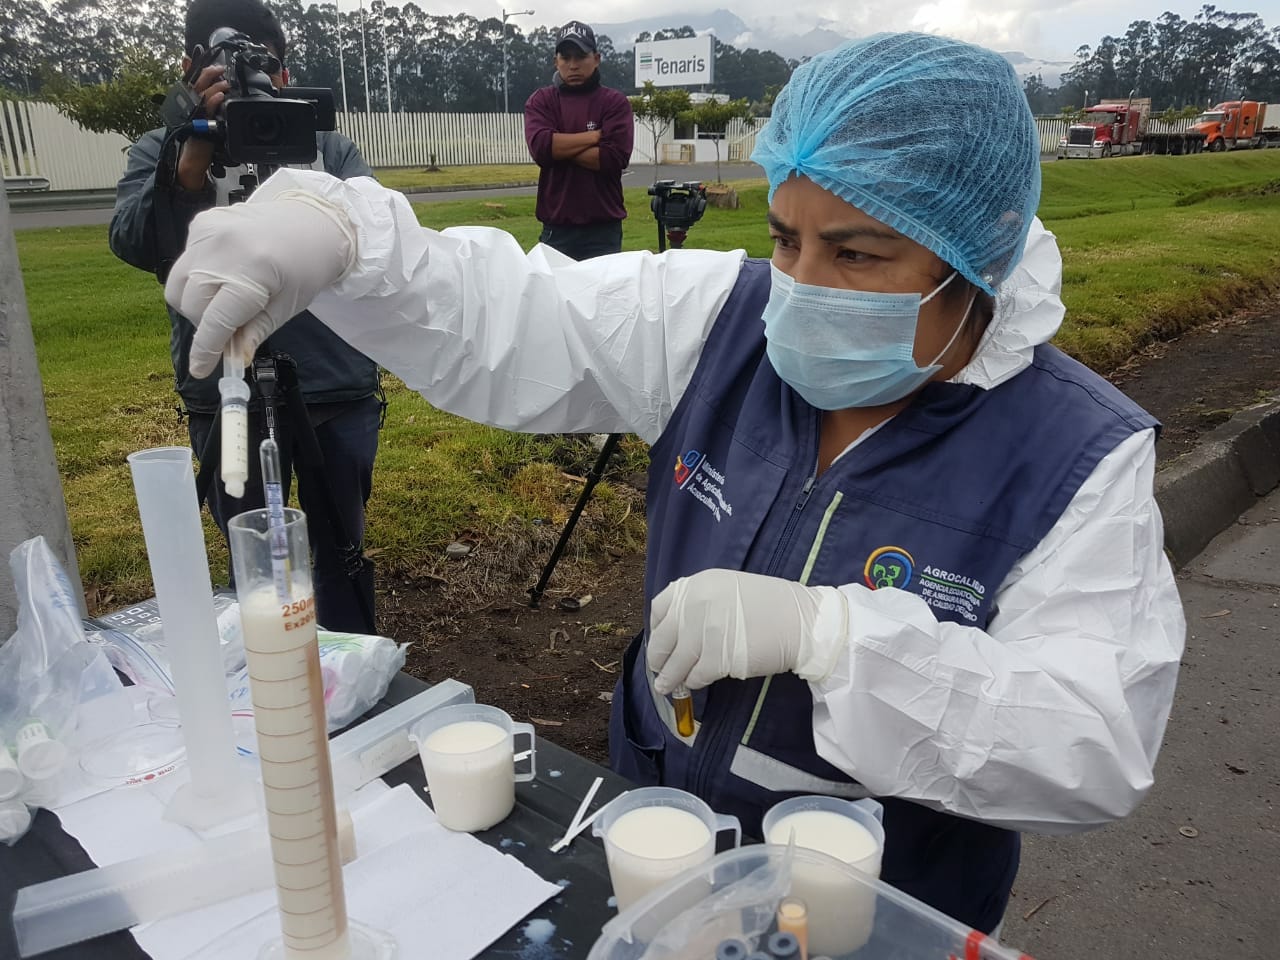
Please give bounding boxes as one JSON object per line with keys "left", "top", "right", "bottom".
{"left": 18, "top": 737, "right": 68, "bottom": 780}
{"left": 79, "top": 723, "right": 187, "bottom": 787}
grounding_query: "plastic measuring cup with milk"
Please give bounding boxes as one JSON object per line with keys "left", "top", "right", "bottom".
{"left": 410, "top": 703, "right": 536, "bottom": 832}
{"left": 762, "top": 795, "right": 885, "bottom": 956}
{"left": 594, "top": 787, "right": 742, "bottom": 912}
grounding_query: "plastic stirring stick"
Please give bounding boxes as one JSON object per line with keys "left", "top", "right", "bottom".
{"left": 549, "top": 804, "right": 610, "bottom": 854}
{"left": 549, "top": 775, "right": 604, "bottom": 853}
{"left": 259, "top": 438, "right": 291, "bottom": 603}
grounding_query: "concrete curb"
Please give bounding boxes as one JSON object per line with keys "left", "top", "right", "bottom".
{"left": 7, "top": 189, "right": 116, "bottom": 212}
{"left": 402, "top": 180, "right": 537, "bottom": 196}
{"left": 1156, "top": 398, "right": 1280, "bottom": 567}
{"left": 8, "top": 179, "right": 541, "bottom": 213}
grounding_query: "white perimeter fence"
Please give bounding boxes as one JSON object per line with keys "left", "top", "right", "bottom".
{"left": 0, "top": 99, "right": 1206, "bottom": 193}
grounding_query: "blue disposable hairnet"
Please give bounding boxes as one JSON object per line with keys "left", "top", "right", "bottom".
{"left": 751, "top": 32, "right": 1041, "bottom": 294}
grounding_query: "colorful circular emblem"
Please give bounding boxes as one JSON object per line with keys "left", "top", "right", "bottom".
{"left": 864, "top": 546, "right": 914, "bottom": 590}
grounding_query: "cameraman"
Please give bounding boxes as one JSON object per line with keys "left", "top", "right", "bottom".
{"left": 109, "top": 0, "right": 381, "bottom": 634}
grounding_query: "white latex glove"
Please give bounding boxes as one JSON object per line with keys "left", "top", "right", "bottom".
{"left": 646, "top": 569, "right": 850, "bottom": 694}
{"left": 164, "top": 191, "right": 357, "bottom": 378}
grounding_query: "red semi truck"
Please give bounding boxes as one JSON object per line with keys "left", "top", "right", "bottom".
{"left": 1059, "top": 97, "right": 1152, "bottom": 158}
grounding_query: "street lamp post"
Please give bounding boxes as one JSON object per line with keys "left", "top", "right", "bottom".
{"left": 501, "top": 7, "right": 535, "bottom": 113}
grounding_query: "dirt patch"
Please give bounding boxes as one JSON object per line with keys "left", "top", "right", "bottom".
{"left": 1107, "top": 295, "right": 1280, "bottom": 462}
{"left": 378, "top": 548, "right": 646, "bottom": 765}
{"left": 375, "top": 295, "right": 1280, "bottom": 765}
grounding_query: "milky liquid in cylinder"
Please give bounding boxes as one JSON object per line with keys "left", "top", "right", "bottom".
{"left": 420, "top": 720, "right": 514, "bottom": 831}
{"left": 241, "top": 587, "right": 350, "bottom": 960}
{"left": 767, "top": 810, "right": 881, "bottom": 956}
{"left": 604, "top": 806, "right": 713, "bottom": 911}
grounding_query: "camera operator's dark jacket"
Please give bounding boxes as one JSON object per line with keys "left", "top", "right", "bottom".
{"left": 110, "top": 129, "right": 379, "bottom": 414}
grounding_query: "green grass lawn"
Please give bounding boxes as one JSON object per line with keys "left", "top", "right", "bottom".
{"left": 15, "top": 150, "right": 1280, "bottom": 607}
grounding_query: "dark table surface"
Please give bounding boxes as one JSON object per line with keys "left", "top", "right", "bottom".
{"left": 0, "top": 672, "right": 633, "bottom": 960}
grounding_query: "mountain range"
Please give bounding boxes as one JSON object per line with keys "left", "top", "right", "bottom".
{"left": 594, "top": 8, "right": 1074, "bottom": 87}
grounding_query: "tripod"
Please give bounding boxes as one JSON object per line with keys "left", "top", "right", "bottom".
{"left": 527, "top": 183, "right": 708, "bottom": 608}
{"left": 194, "top": 350, "right": 377, "bottom": 633}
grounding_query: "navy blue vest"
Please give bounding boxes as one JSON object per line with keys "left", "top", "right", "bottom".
{"left": 609, "top": 258, "right": 1158, "bottom": 932}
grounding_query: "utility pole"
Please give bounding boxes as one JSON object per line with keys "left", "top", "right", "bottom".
{"left": 0, "top": 191, "right": 85, "bottom": 635}
{"left": 334, "top": 2, "right": 348, "bottom": 114}
{"left": 501, "top": 8, "right": 535, "bottom": 113}
{"left": 359, "top": 0, "right": 371, "bottom": 112}
{"left": 381, "top": 9, "right": 393, "bottom": 111}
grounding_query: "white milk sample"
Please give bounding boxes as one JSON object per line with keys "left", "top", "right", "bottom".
{"left": 767, "top": 809, "right": 879, "bottom": 864}
{"left": 767, "top": 809, "right": 882, "bottom": 956}
{"left": 605, "top": 806, "right": 712, "bottom": 911}
{"left": 421, "top": 720, "right": 514, "bottom": 831}
{"left": 425, "top": 721, "right": 506, "bottom": 754}
{"left": 241, "top": 587, "right": 350, "bottom": 960}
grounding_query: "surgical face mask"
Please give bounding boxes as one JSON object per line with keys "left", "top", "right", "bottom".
{"left": 762, "top": 263, "right": 974, "bottom": 410}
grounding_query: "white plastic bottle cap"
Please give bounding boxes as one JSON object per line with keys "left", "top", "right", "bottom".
{"left": 0, "top": 745, "right": 24, "bottom": 801}
{"left": 16, "top": 721, "right": 68, "bottom": 780}
{"left": 0, "top": 799, "right": 31, "bottom": 841}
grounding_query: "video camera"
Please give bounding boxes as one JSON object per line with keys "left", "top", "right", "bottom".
{"left": 162, "top": 27, "right": 335, "bottom": 166}
{"left": 648, "top": 180, "right": 708, "bottom": 232}
{"left": 647, "top": 180, "right": 708, "bottom": 251}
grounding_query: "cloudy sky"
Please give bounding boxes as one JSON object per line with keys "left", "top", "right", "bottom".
{"left": 341, "top": 0, "right": 1280, "bottom": 61}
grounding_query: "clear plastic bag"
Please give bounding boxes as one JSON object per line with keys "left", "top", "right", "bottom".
{"left": 0, "top": 538, "right": 129, "bottom": 836}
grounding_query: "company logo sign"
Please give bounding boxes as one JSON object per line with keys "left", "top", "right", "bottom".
{"left": 634, "top": 35, "right": 715, "bottom": 88}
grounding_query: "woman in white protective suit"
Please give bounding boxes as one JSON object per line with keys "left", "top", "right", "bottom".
{"left": 166, "top": 32, "right": 1185, "bottom": 934}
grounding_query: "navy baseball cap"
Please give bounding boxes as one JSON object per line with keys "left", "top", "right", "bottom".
{"left": 556, "top": 20, "right": 597, "bottom": 54}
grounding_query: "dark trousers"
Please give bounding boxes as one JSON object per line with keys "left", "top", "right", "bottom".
{"left": 538, "top": 221, "right": 623, "bottom": 261}
{"left": 188, "top": 395, "right": 381, "bottom": 634}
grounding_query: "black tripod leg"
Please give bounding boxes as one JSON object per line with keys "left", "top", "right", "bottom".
{"left": 528, "top": 433, "right": 622, "bottom": 609}
{"left": 281, "top": 386, "right": 377, "bottom": 634}
{"left": 194, "top": 407, "right": 222, "bottom": 510}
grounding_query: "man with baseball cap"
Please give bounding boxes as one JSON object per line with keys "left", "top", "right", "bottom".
{"left": 524, "top": 20, "right": 634, "bottom": 260}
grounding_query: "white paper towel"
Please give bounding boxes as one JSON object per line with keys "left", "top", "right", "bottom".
{"left": 54, "top": 780, "right": 560, "bottom": 960}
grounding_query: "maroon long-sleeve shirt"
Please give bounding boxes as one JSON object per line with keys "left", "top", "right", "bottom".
{"left": 524, "top": 75, "right": 634, "bottom": 226}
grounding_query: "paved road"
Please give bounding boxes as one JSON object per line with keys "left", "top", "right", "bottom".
{"left": 9, "top": 162, "right": 765, "bottom": 231}
{"left": 13, "top": 157, "right": 1067, "bottom": 230}
{"left": 1003, "top": 490, "right": 1280, "bottom": 959}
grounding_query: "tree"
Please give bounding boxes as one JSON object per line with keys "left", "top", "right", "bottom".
{"left": 628, "top": 81, "right": 690, "bottom": 173}
{"left": 41, "top": 50, "right": 177, "bottom": 141}
{"left": 683, "top": 95, "right": 754, "bottom": 183}
{"left": 1023, "top": 73, "right": 1057, "bottom": 115}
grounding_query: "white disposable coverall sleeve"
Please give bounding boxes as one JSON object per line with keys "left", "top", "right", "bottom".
{"left": 252, "top": 169, "right": 746, "bottom": 443}
{"left": 810, "top": 428, "right": 1185, "bottom": 834}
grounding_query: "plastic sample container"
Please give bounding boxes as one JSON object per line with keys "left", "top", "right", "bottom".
{"left": 588, "top": 844, "right": 1036, "bottom": 960}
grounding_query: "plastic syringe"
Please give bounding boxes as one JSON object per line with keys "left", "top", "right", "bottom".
{"left": 219, "top": 350, "right": 251, "bottom": 499}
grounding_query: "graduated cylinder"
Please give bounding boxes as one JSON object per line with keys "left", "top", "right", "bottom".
{"left": 229, "top": 507, "right": 350, "bottom": 960}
